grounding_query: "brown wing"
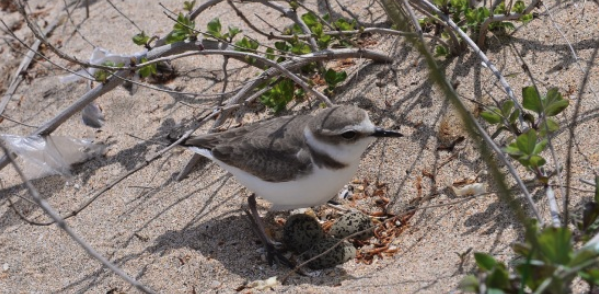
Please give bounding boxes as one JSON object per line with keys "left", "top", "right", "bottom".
{"left": 182, "top": 115, "right": 314, "bottom": 182}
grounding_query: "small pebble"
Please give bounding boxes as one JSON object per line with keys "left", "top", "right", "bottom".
{"left": 329, "top": 211, "right": 373, "bottom": 240}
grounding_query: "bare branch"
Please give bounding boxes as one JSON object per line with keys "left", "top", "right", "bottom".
{"left": 415, "top": 0, "right": 525, "bottom": 126}
{"left": 382, "top": 0, "right": 544, "bottom": 225}
{"left": 478, "top": 0, "right": 540, "bottom": 46}
{"left": 0, "top": 143, "right": 157, "bottom": 294}
{"left": 0, "top": 16, "right": 61, "bottom": 116}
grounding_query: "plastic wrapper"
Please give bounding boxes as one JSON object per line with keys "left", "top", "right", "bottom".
{"left": 1, "top": 134, "right": 105, "bottom": 179}
{"left": 59, "top": 47, "right": 146, "bottom": 129}
{"left": 81, "top": 102, "right": 105, "bottom": 128}
{"left": 60, "top": 47, "right": 146, "bottom": 84}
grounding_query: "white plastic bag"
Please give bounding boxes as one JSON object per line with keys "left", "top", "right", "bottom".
{"left": 1, "top": 134, "right": 105, "bottom": 179}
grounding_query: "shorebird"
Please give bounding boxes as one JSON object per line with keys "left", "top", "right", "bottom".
{"left": 179, "top": 105, "right": 403, "bottom": 265}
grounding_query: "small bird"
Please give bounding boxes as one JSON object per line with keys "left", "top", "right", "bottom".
{"left": 179, "top": 105, "right": 403, "bottom": 265}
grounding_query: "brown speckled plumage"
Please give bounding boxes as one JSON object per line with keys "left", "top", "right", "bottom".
{"left": 182, "top": 105, "right": 367, "bottom": 182}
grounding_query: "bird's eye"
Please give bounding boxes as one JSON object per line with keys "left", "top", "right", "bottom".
{"left": 341, "top": 131, "right": 357, "bottom": 139}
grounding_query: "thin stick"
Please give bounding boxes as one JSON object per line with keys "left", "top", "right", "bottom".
{"left": 1, "top": 144, "right": 157, "bottom": 294}
{"left": 0, "top": 16, "right": 61, "bottom": 116}
{"left": 415, "top": 0, "right": 526, "bottom": 126}
{"left": 477, "top": 0, "right": 540, "bottom": 46}
{"left": 382, "top": 0, "right": 544, "bottom": 225}
{"left": 106, "top": 0, "right": 143, "bottom": 32}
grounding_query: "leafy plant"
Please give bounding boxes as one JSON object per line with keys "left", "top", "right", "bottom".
{"left": 204, "top": 18, "right": 241, "bottom": 43}
{"left": 137, "top": 57, "right": 157, "bottom": 78}
{"left": 183, "top": 0, "right": 196, "bottom": 12}
{"left": 323, "top": 68, "right": 347, "bottom": 95}
{"left": 420, "top": 0, "right": 534, "bottom": 56}
{"left": 132, "top": 31, "right": 150, "bottom": 46}
{"left": 462, "top": 224, "right": 599, "bottom": 293}
{"left": 93, "top": 61, "right": 124, "bottom": 83}
{"left": 259, "top": 78, "right": 296, "bottom": 113}
{"left": 480, "top": 87, "right": 568, "bottom": 177}
{"left": 165, "top": 13, "right": 196, "bottom": 44}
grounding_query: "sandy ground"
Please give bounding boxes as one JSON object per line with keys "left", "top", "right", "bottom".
{"left": 1, "top": 0, "right": 598, "bottom": 293}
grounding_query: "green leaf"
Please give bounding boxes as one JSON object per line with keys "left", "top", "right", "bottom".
{"left": 311, "top": 22, "right": 323, "bottom": 36}
{"left": 516, "top": 130, "right": 537, "bottom": 155}
{"left": 486, "top": 266, "right": 510, "bottom": 290}
{"left": 138, "top": 57, "right": 157, "bottom": 78}
{"left": 579, "top": 268, "right": 599, "bottom": 286}
{"left": 523, "top": 112, "right": 536, "bottom": 125}
{"left": 520, "top": 13, "right": 533, "bottom": 23}
{"left": 500, "top": 100, "right": 514, "bottom": 116}
{"left": 228, "top": 26, "right": 241, "bottom": 39}
{"left": 132, "top": 31, "right": 150, "bottom": 46}
{"left": 474, "top": 252, "right": 498, "bottom": 271}
{"left": 290, "top": 43, "right": 311, "bottom": 55}
{"left": 265, "top": 48, "right": 275, "bottom": 60}
{"left": 538, "top": 118, "right": 559, "bottom": 137}
{"left": 537, "top": 227, "right": 572, "bottom": 265}
{"left": 175, "top": 13, "right": 195, "bottom": 32}
{"left": 183, "top": 0, "right": 196, "bottom": 12}
{"left": 465, "top": 9, "right": 477, "bottom": 24}
{"left": 275, "top": 41, "right": 289, "bottom": 52}
{"left": 491, "top": 126, "right": 509, "bottom": 139}
{"left": 579, "top": 202, "right": 599, "bottom": 232}
{"left": 207, "top": 18, "right": 222, "bottom": 38}
{"left": 301, "top": 12, "right": 319, "bottom": 27}
{"left": 502, "top": 22, "right": 516, "bottom": 31}
{"left": 512, "top": 243, "right": 531, "bottom": 257}
{"left": 317, "top": 34, "right": 332, "bottom": 49}
{"left": 459, "top": 275, "right": 479, "bottom": 292}
{"left": 533, "top": 138, "right": 547, "bottom": 155}
{"left": 260, "top": 79, "right": 295, "bottom": 113}
{"left": 522, "top": 86, "right": 543, "bottom": 113}
{"left": 529, "top": 155, "right": 546, "bottom": 168}
{"left": 481, "top": 110, "right": 502, "bottom": 124}
{"left": 166, "top": 31, "right": 187, "bottom": 44}
{"left": 487, "top": 288, "right": 506, "bottom": 294}
{"left": 493, "top": 2, "right": 506, "bottom": 14}
{"left": 433, "top": 0, "right": 447, "bottom": 7}
{"left": 288, "top": 0, "right": 299, "bottom": 10}
{"left": 516, "top": 261, "right": 557, "bottom": 291}
{"left": 508, "top": 108, "right": 520, "bottom": 123}
{"left": 514, "top": 0, "right": 526, "bottom": 13}
{"left": 323, "top": 69, "right": 347, "bottom": 88}
{"left": 475, "top": 7, "right": 490, "bottom": 23}
{"left": 324, "top": 69, "right": 338, "bottom": 86}
{"left": 235, "top": 37, "right": 259, "bottom": 52}
{"left": 434, "top": 45, "right": 449, "bottom": 57}
{"left": 595, "top": 176, "right": 599, "bottom": 203}
{"left": 334, "top": 18, "right": 356, "bottom": 31}
{"left": 504, "top": 144, "right": 522, "bottom": 156}
{"left": 544, "top": 88, "right": 569, "bottom": 116}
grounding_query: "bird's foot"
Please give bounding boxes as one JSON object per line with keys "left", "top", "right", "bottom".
{"left": 263, "top": 242, "right": 295, "bottom": 268}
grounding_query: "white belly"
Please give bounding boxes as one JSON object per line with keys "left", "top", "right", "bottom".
{"left": 214, "top": 159, "right": 359, "bottom": 211}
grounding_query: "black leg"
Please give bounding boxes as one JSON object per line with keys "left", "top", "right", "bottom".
{"left": 244, "top": 194, "right": 294, "bottom": 268}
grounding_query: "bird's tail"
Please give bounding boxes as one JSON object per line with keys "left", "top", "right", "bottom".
{"left": 166, "top": 132, "right": 214, "bottom": 159}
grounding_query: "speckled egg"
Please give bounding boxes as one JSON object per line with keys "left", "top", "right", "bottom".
{"left": 304, "top": 238, "right": 357, "bottom": 269}
{"left": 329, "top": 211, "right": 373, "bottom": 240}
{"left": 283, "top": 214, "right": 325, "bottom": 253}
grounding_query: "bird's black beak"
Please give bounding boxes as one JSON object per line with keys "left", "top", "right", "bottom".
{"left": 372, "top": 127, "right": 403, "bottom": 138}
